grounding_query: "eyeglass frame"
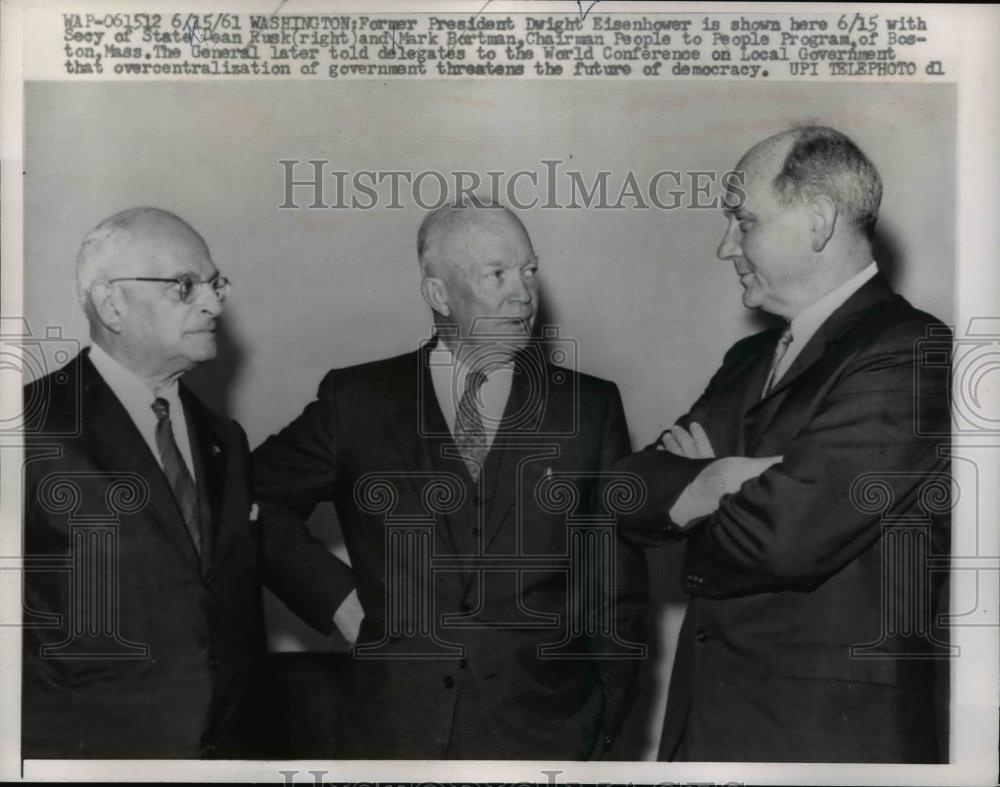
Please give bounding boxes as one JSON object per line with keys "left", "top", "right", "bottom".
{"left": 106, "top": 272, "right": 231, "bottom": 304}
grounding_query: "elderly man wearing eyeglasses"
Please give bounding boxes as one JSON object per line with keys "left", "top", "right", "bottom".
{"left": 21, "top": 207, "right": 354, "bottom": 759}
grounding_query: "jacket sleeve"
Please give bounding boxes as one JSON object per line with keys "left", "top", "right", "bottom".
{"left": 684, "top": 322, "right": 951, "bottom": 597}
{"left": 623, "top": 321, "right": 950, "bottom": 596}
{"left": 612, "top": 358, "right": 727, "bottom": 547}
{"left": 248, "top": 370, "right": 355, "bottom": 634}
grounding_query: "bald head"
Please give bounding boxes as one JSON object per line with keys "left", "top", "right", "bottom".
{"left": 76, "top": 207, "right": 223, "bottom": 387}
{"left": 417, "top": 199, "right": 534, "bottom": 279}
{"left": 737, "top": 126, "right": 882, "bottom": 241}
{"left": 717, "top": 126, "right": 881, "bottom": 320}
{"left": 76, "top": 207, "right": 211, "bottom": 316}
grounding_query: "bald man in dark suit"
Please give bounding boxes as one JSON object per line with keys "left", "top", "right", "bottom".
{"left": 617, "top": 127, "right": 951, "bottom": 763}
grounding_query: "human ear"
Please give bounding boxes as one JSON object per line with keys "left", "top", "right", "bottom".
{"left": 420, "top": 277, "right": 450, "bottom": 318}
{"left": 809, "top": 195, "right": 837, "bottom": 252}
{"left": 89, "top": 281, "right": 126, "bottom": 333}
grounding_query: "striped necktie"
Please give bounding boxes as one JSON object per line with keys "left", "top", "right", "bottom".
{"left": 150, "top": 397, "right": 202, "bottom": 554}
{"left": 762, "top": 325, "right": 794, "bottom": 397}
{"left": 454, "top": 368, "right": 489, "bottom": 482}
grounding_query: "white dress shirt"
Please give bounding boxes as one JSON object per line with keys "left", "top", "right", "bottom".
{"left": 87, "top": 343, "right": 196, "bottom": 477}
{"left": 773, "top": 262, "right": 879, "bottom": 384}
{"left": 428, "top": 339, "right": 514, "bottom": 450}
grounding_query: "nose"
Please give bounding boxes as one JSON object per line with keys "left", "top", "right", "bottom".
{"left": 196, "top": 282, "right": 224, "bottom": 317}
{"left": 509, "top": 270, "right": 535, "bottom": 305}
{"left": 717, "top": 218, "right": 741, "bottom": 262}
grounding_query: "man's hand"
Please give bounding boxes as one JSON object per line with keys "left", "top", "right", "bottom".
{"left": 669, "top": 455, "right": 783, "bottom": 528}
{"left": 333, "top": 588, "right": 364, "bottom": 644}
{"left": 659, "top": 422, "right": 715, "bottom": 458}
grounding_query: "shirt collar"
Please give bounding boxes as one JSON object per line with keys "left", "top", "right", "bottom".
{"left": 789, "top": 262, "right": 879, "bottom": 347}
{"left": 430, "top": 337, "right": 515, "bottom": 389}
{"left": 88, "top": 342, "right": 180, "bottom": 408}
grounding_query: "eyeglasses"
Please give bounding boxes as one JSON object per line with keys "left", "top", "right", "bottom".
{"left": 108, "top": 273, "right": 231, "bottom": 304}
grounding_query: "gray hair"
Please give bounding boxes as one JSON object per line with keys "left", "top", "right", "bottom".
{"left": 416, "top": 196, "right": 526, "bottom": 277}
{"left": 769, "top": 125, "right": 883, "bottom": 239}
{"left": 75, "top": 207, "right": 187, "bottom": 314}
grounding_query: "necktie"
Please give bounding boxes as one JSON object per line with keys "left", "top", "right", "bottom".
{"left": 762, "top": 325, "right": 794, "bottom": 396}
{"left": 454, "top": 368, "right": 489, "bottom": 482}
{"left": 151, "top": 397, "right": 202, "bottom": 554}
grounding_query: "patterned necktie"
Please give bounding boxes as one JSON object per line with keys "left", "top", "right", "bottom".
{"left": 454, "top": 368, "right": 489, "bottom": 482}
{"left": 150, "top": 397, "right": 202, "bottom": 554}
{"left": 762, "top": 325, "right": 794, "bottom": 397}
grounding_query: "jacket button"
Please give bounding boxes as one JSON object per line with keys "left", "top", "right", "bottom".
{"left": 459, "top": 658, "right": 468, "bottom": 669}
{"left": 210, "top": 658, "right": 221, "bottom": 669}
{"left": 471, "top": 527, "right": 481, "bottom": 537}
{"left": 695, "top": 629, "right": 708, "bottom": 643}
{"left": 442, "top": 675, "right": 455, "bottom": 689}
{"left": 202, "top": 576, "right": 212, "bottom": 587}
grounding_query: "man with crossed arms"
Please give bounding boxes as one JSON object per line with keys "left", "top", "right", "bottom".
{"left": 618, "top": 126, "right": 950, "bottom": 762}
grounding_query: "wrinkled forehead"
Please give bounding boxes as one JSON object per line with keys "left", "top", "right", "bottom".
{"left": 112, "top": 215, "right": 215, "bottom": 277}
{"left": 436, "top": 211, "right": 535, "bottom": 270}
{"left": 724, "top": 142, "right": 786, "bottom": 212}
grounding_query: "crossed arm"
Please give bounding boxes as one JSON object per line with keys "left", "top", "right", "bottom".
{"left": 617, "top": 323, "right": 950, "bottom": 595}
{"left": 655, "top": 422, "right": 781, "bottom": 526}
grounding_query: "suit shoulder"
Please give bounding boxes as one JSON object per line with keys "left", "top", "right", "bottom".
{"left": 848, "top": 294, "right": 950, "bottom": 350}
{"left": 721, "top": 328, "right": 781, "bottom": 366}
{"left": 23, "top": 354, "right": 83, "bottom": 435}
{"left": 558, "top": 365, "right": 618, "bottom": 391}
{"left": 182, "top": 387, "right": 248, "bottom": 447}
{"left": 315, "top": 349, "right": 420, "bottom": 398}
{"left": 557, "top": 366, "right": 622, "bottom": 410}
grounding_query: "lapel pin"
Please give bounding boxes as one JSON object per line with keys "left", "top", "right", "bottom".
{"left": 250, "top": 503, "right": 259, "bottom": 522}
{"left": 211, "top": 444, "right": 222, "bottom": 456}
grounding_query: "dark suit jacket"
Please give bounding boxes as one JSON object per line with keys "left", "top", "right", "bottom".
{"left": 22, "top": 350, "right": 351, "bottom": 758}
{"left": 617, "top": 275, "right": 951, "bottom": 763}
{"left": 251, "top": 341, "right": 649, "bottom": 759}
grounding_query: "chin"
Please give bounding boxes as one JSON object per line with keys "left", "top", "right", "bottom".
{"left": 187, "top": 338, "right": 218, "bottom": 361}
{"left": 740, "top": 289, "right": 763, "bottom": 310}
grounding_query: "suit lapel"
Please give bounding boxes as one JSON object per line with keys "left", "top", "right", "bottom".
{"left": 718, "top": 332, "right": 779, "bottom": 455}
{"left": 759, "top": 274, "right": 896, "bottom": 402}
{"left": 391, "top": 345, "right": 438, "bottom": 488}
{"left": 180, "top": 385, "right": 226, "bottom": 574}
{"left": 479, "top": 347, "right": 553, "bottom": 554}
{"left": 78, "top": 352, "right": 201, "bottom": 566}
{"left": 743, "top": 274, "right": 898, "bottom": 444}
{"left": 403, "top": 343, "right": 465, "bottom": 558}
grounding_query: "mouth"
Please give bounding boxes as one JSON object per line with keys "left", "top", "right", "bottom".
{"left": 505, "top": 317, "right": 532, "bottom": 332}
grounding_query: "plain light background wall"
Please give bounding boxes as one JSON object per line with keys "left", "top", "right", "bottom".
{"left": 24, "top": 79, "right": 955, "bottom": 757}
